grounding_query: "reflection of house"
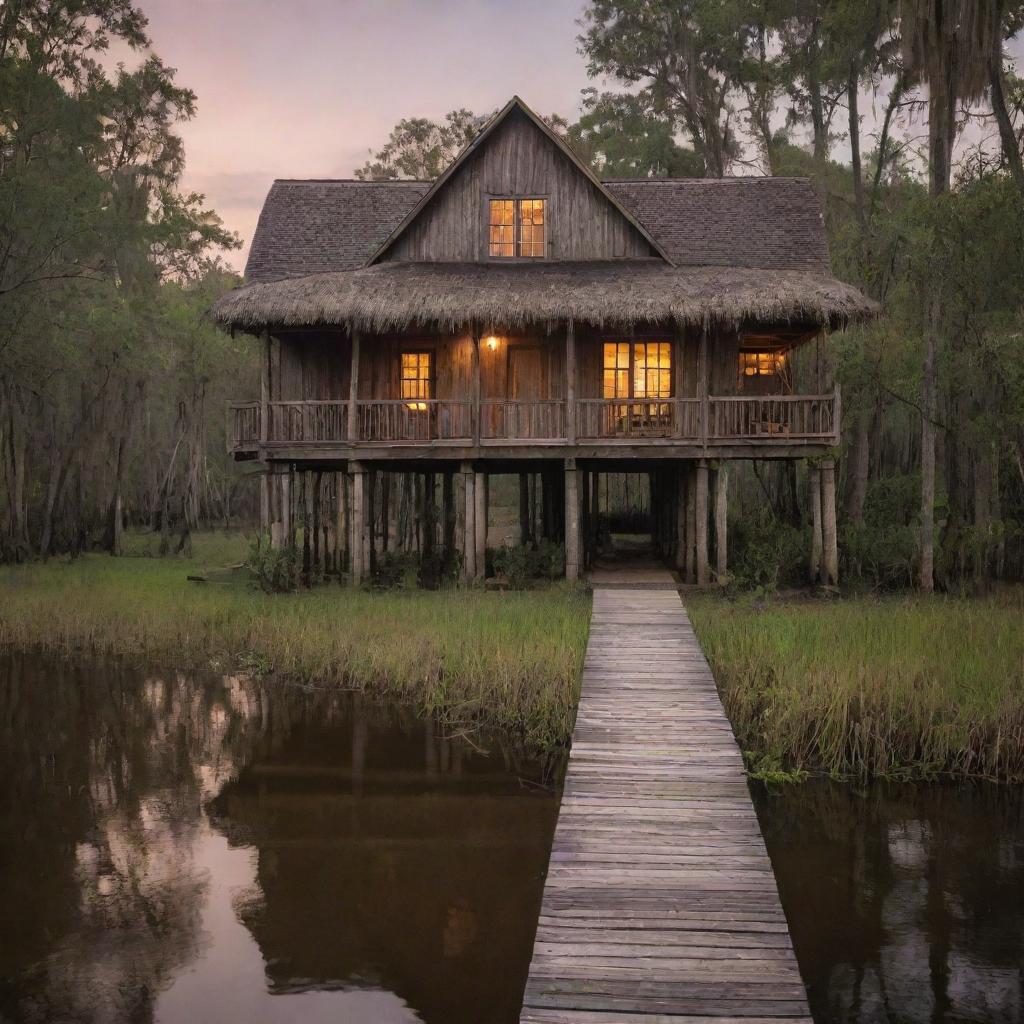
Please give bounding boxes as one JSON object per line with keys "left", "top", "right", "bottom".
{"left": 210, "top": 725, "right": 558, "bottom": 1024}
{"left": 214, "top": 96, "right": 876, "bottom": 583}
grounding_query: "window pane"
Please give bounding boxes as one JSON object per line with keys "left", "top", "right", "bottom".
{"left": 401, "top": 351, "right": 432, "bottom": 405}
{"left": 516, "top": 198, "right": 546, "bottom": 257}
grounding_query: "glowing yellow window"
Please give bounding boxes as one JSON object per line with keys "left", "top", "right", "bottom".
{"left": 739, "top": 350, "right": 787, "bottom": 382}
{"left": 602, "top": 342, "right": 671, "bottom": 398}
{"left": 634, "top": 342, "right": 672, "bottom": 399}
{"left": 603, "top": 342, "right": 630, "bottom": 398}
{"left": 401, "top": 352, "right": 432, "bottom": 410}
{"left": 489, "top": 198, "right": 546, "bottom": 258}
{"left": 518, "top": 198, "right": 546, "bottom": 257}
{"left": 488, "top": 200, "right": 515, "bottom": 258}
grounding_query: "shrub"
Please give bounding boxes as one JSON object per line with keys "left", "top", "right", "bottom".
{"left": 492, "top": 542, "right": 566, "bottom": 588}
{"left": 728, "top": 511, "right": 807, "bottom": 592}
{"left": 246, "top": 536, "right": 301, "bottom": 593}
{"left": 371, "top": 550, "right": 418, "bottom": 590}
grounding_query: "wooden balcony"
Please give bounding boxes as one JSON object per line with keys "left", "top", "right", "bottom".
{"left": 228, "top": 392, "right": 840, "bottom": 458}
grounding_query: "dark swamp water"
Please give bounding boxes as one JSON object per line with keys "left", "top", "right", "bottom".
{"left": 1, "top": 654, "right": 1023, "bottom": 1024}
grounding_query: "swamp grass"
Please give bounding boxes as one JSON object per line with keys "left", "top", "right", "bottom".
{"left": 0, "top": 532, "right": 591, "bottom": 750}
{"left": 687, "top": 591, "right": 1024, "bottom": 782}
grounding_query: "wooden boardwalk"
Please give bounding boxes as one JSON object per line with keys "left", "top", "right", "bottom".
{"left": 520, "top": 587, "right": 811, "bottom": 1023}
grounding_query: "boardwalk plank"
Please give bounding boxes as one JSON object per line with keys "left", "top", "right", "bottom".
{"left": 519, "top": 587, "right": 809, "bottom": 1022}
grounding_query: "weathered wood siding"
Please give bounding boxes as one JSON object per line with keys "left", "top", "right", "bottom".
{"left": 272, "top": 331, "right": 350, "bottom": 401}
{"left": 381, "top": 109, "right": 657, "bottom": 263}
{"left": 267, "top": 325, "right": 816, "bottom": 405}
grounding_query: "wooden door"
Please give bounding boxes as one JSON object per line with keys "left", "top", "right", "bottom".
{"left": 507, "top": 347, "right": 545, "bottom": 438}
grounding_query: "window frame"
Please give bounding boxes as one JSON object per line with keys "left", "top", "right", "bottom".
{"left": 400, "top": 350, "right": 434, "bottom": 410}
{"left": 485, "top": 194, "right": 549, "bottom": 260}
{"left": 602, "top": 340, "right": 674, "bottom": 401}
{"left": 737, "top": 347, "right": 791, "bottom": 393}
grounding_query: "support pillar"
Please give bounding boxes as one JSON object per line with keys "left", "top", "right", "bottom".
{"left": 474, "top": 470, "right": 487, "bottom": 579}
{"left": 281, "top": 467, "right": 292, "bottom": 550}
{"left": 695, "top": 459, "right": 710, "bottom": 586}
{"left": 349, "top": 463, "right": 365, "bottom": 585}
{"left": 714, "top": 462, "right": 729, "bottom": 584}
{"left": 462, "top": 463, "right": 476, "bottom": 583}
{"left": 821, "top": 458, "right": 839, "bottom": 587}
{"left": 336, "top": 471, "right": 346, "bottom": 575}
{"left": 685, "top": 465, "right": 696, "bottom": 583}
{"left": 565, "top": 459, "right": 581, "bottom": 581}
{"left": 809, "top": 463, "right": 823, "bottom": 583}
{"left": 675, "top": 468, "right": 687, "bottom": 573}
{"left": 259, "top": 471, "right": 270, "bottom": 536}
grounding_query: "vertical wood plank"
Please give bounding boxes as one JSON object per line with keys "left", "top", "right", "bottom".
{"left": 564, "top": 459, "right": 580, "bottom": 581}
{"left": 714, "top": 461, "right": 729, "bottom": 583}
{"left": 347, "top": 329, "right": 361, "bottom": 441}
{"left": 809, "top": 463, "right": 823, "bottom": 583}
{"left": 821, "top": 458, "right": 839, "bottom": 586}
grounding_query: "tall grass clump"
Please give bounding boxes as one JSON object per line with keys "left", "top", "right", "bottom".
{"left": 0, "top": 534, "right": 590, "bottom": 750}
{"left": 687, "top": 592, "right": 1024, "bottom": 781}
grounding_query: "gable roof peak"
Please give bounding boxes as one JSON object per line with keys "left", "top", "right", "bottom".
{"left": 365, "top": 94, "right": 673, "bottom": 267}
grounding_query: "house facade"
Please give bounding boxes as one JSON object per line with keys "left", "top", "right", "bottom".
{"left": 213, "top": 97, "right": 876, "bottom": 584}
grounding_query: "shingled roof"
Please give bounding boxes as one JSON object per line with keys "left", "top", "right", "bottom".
{"left": 243, "top": 175, "right": 830, "bottom": 283}
{"left": 604, "top": 178, "right": 829, "bottom": 272}
{"left": 245, "top": 179, "right": 430, "bottom": 282}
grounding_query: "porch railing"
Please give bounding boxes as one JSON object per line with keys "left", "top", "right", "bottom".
{"left": 268, "top": 400, "right": 348, "bottom": 444}
{"left": 480, "top": 400, "right": 567, "bottom": 440}
{"left": 357, "top": 400, "right": 474, "bottom": 442}
{"left": 228, "top": 390, "right": 839, "bottom": 450}
{"left": 228, "top": 402, "right": 260, "bottom": 452}
{"left": 708, "top": 394, "right": 837, "bottom": 440}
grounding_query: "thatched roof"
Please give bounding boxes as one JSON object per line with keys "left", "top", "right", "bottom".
{"left": 212, "top": 260, "right": 879, "bottom": 333}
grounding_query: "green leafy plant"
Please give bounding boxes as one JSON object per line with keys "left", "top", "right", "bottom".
{"left": 246, "top": 536, "right": 301, "bottom": 593}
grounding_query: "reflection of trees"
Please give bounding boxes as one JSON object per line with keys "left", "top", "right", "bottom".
{"left": 0, "top": 653, "right": 562, "bottom": 1024}
{"left": 754, "top": 781, "right": 1024, "bottom": 1023}
{"left": 209, "top": 696, "right": 561, "bottom": 1024}
{"left": 0, "top": 653, "right": 281, "bottom": 1022}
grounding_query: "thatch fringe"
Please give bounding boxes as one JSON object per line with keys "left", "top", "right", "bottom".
{"left": 210, "top": 260, "right": 879, "bottom": 334}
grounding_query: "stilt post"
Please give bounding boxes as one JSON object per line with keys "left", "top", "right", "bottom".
{"left": 565, "top": 458, "right": 581, "bottom": 581}
{"left": 714, "top": 461, "right": 729, "bottom": 583}
{"left": 809, "top": 462, "right": 823, "bottom": 583}
{"left": 695, "top": 459, "right": 710, "bottom": 586}
{"left": 821, "top": 458, "right": 839, "bottom": 587}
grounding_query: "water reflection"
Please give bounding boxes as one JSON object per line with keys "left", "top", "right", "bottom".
{"left": 0, "top": 653, "right": 561, "bottom": 1023}
{"left": 755, "top": 781, "right": 1024, "bottom": 1024}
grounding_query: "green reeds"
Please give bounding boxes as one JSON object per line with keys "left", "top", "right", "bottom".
{"left": 687, "top": 592, "right": 1024, "bottom": 781}
{"left": 0, "top": 534, "right": 590, "bottom": 750}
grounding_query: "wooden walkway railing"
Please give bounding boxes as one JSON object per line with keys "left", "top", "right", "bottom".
{"left": 228, "top": 392, "right": 838, "bottom": 452}
{"left": 519, "top": 586, "right": 811, "bottom": 1022}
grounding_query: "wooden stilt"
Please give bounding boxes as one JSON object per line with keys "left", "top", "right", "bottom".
{"left": 685, "top": 465, "right": 696, "bottom": 583}
{"left": 349, "top": 463, "right": 365, "bottom": 585}
{"left": 335, "top": 471, "right": 346, "bottom": 575}
{"left": 714, "top": 462, "right": 729, "bottom": 583}
{"left": 821, "top": 458, "right": 839, "bottom": 587}
{"left": 695, "top": 459, "right": 710, "bottom": 586}
{"left": 259, "top": 472, "right": 270, "bottom": 537}
{"left": 442, "top": 472, "right": 456, "bottom": 563}
{"left": 474, "top": 470, "right": 487, "bottom": 579}
{"left": 462, "top": 463, "right": 476, "bottom": 583}
{"left": 565, "top": 459, "right": 581, "bottom": 581}
{"left": 675, "top": 468, "right": 687, "bottom": 572}
{"left": 282, "top": 468, "right": 293, "bottom": 550}
{"left": 519, "top": 471, "right": 531, "bottom": 546}
{"left": 809, "top": 463, "right": 823, "bottom": 583}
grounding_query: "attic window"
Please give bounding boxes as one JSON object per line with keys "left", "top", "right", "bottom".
{"left": 489, "top": 198, "right": 546, "bottom": 258}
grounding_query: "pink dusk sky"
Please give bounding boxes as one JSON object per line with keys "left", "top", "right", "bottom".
{"left": 137, "top": 0, "right": 593, "bottom": 272}
{"left": 136, "top": 1, "right": 1022, "bottom": 274}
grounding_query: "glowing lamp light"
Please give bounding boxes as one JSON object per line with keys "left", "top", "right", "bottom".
{"left": 485, "top": 335, "right": 499, "bottom": 351}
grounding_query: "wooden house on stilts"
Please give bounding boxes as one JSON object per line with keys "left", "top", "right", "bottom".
{"left": 213, "top": 96, "right": 876, "bottom": 584}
